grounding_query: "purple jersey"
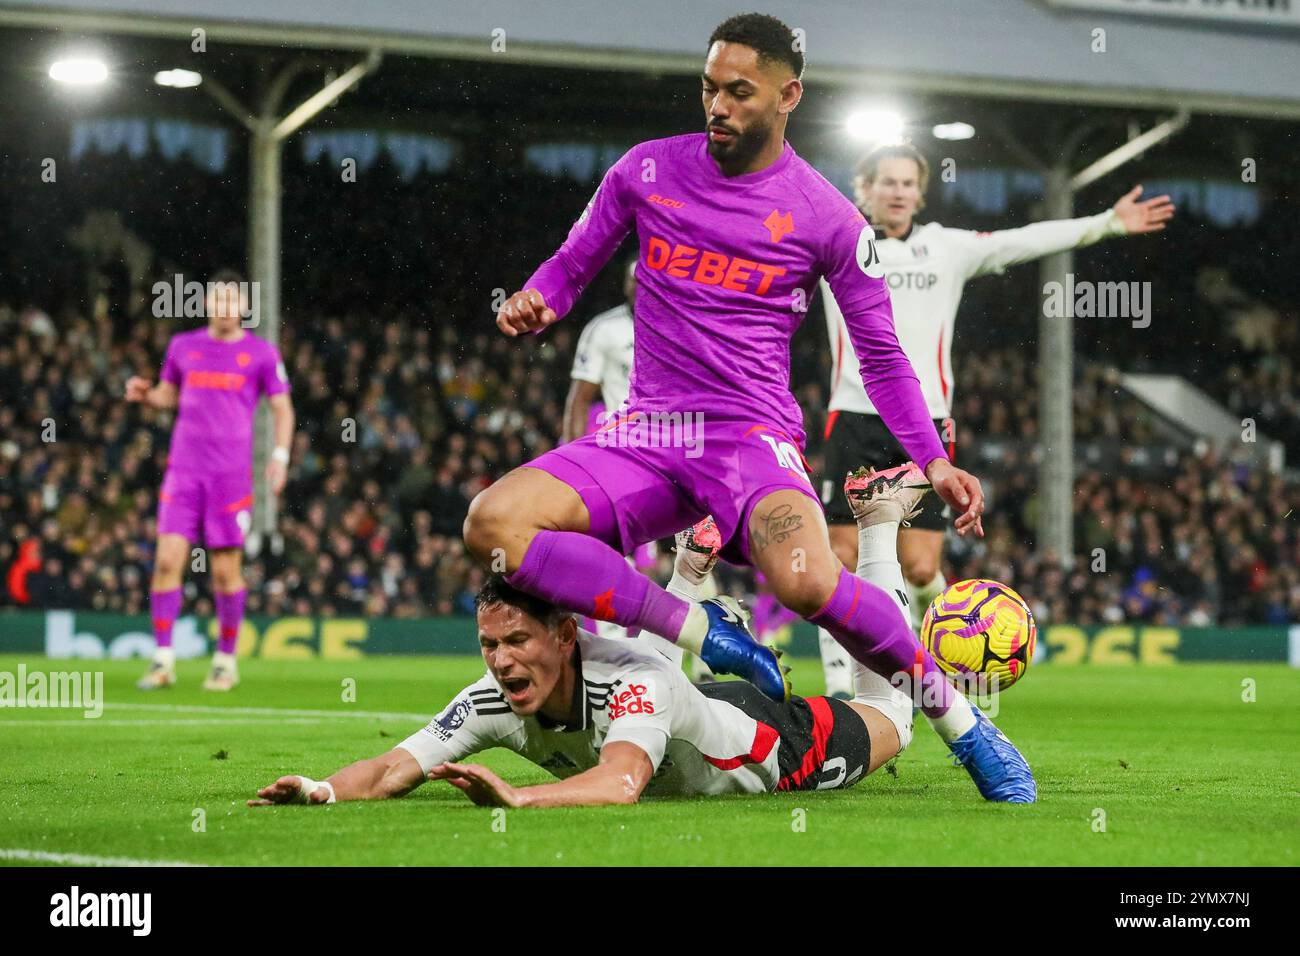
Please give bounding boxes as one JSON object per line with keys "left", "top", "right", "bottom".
{"left": 525, "top": 133, "right": 945, "bottom": 469}
{"left": 159, "top": 328, "right": 289, "bottom": 474}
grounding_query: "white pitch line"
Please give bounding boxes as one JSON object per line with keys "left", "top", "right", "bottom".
{"left": 104, "top": 702, "right": 430, "bottom": 721}
{"left": 0, "top": 848, "right": 206, "bottom": 868}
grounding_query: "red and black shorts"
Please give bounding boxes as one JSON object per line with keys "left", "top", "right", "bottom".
{"left": 820, "top": 410, "right": 955, "bottom": 530}
{"left": 699, "top": 681, "right": 871, "bottom": 792}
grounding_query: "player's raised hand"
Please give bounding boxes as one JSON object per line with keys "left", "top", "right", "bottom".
{"left": 247, "top": 775, "right": 329, "bottom": 806}
{"left": 924, "top": 458, "right": 985, "bottom": 538}
{"left": 429, "top": 762, "right": 523, "bottom": 807}
{"left": 1112, "top": 185, "right": 1175, "bottom": 235}
{"left": 496, "top": 289, "right": 557, "bottom": 337}
{"left": 125, "top": 376, "right": 152, "bottom": 403}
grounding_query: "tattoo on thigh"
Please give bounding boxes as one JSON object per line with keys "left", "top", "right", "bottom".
{"left": 750, "top": 504, "right": 804, "bottom": 556}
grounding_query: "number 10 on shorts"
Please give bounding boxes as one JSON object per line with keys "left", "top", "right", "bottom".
{"left": 760, "top": 433, "right": 808, "bottom": 480}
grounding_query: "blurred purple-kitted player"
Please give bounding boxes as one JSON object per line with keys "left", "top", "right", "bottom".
{"left": 126, "top": 270, "right": 295, "bottom": 692}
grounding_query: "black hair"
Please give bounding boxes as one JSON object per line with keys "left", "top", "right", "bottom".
{"left": 708, "top": 12, "right": 804, "bottom": 79}
{"left": 475, "top": 574, "right": 572, "bottom": 629}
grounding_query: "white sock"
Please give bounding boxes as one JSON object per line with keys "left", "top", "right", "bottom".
{"left": 845, "top": 517, "right": 914, "bottom": 733}
{"left": 925, "top": 694, "right": 976, "bottom": 742}
{"left": 854, "top": 519, "right": 974, "bottom": 742}
{"left": 855, "top": 519, "right": 911, "bottom": 625}
{"left": 817, "top": 628, "right": 855, "bottom": 697}
{"left": 906, "top": 570, "right": 946, "bottom": 632}
{"left": 632, "top": 569, "right": 705, "bottom": 669}
{"left": 673, "top": 593, "right": 708, "bottom": 658}
{"left": 153, "top": 646, "right": 176, "bottom": 668}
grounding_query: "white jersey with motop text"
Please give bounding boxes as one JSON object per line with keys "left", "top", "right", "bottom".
{"left": 823, "top": 211, "right": 1124, "bottom": 419}
{"left": 571, "top": 304, "right": 635, "bottom": 413}
{"left": 398, "top": 629, "right": 781, "bottom": 797}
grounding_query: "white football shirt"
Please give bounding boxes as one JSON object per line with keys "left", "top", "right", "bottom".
{"left": 398, "top": 629, "right": 782, "bottom": 797}
{"left": 571, "top": 304, "right": 635, "bottom": 414}
{"left": 823, "top": 211, "right": 1124, "bottom": 419}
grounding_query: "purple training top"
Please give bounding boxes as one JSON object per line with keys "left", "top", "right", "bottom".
{"left": 525, "top": 133, "right": 946, "bottom": 470}
{"left": 159, "top": 327, "right": 289, "bottom": 474}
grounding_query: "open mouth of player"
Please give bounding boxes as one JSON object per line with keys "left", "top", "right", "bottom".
{"left": 501, "top": 676, "right": 531, "bottom": 701}
{"left": 708, "top": 125, "right": 735, "bottom": 142}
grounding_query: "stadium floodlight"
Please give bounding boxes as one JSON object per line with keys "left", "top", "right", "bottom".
{"left": 154, "top": 69, "right": 202, "bottom": 89}
{"left": 846, "top": 108, "right": 905, "bottom": 144}
{"left": 49, "top": 58, "right": 108, "bottom": 85}
{"left": 932, "top": 122, "right": 975, "bottom": 141}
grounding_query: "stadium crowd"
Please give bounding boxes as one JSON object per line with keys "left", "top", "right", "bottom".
{"left": 2, "top": 144, "right": 1298, "bottom": 628}
{"left": 2, "top": 296, "right": 1297, "bottom": 628}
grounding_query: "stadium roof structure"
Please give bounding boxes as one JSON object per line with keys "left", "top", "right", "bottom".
{"left": 2, "top": 0, "right": 1298, "bottom": 120}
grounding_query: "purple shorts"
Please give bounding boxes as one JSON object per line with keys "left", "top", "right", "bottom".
{"left": 527, "top": 414, "right": 821, "bottom": 566}
{"left": 157, "top": 469, "right": 253, "bottom": 549}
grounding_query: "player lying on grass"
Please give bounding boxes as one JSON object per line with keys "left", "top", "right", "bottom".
{"left": 248, "top": 523, "right": 917, "bottom": 808}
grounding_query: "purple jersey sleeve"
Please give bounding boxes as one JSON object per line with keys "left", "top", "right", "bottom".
{"left": 160, "top": 337, "right": 182, "bottom": 387}
{"left": 820, "top": 205, "right": 947, "bottom": 473}
{"left": 523, "top": 148, "right": 638, "bottom": 321}
{"left": 259, "top": 344, "right": 289, "bottom": 397}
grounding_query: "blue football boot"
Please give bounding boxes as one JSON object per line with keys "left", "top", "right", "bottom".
{"left": 947, "top": 703, "right": 1037, "bottom": 803}
{"left": 698, "top": 596, "right": 790, "bottom": 703}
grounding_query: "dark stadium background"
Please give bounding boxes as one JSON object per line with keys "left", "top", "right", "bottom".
{"left": 1, "top": 25, "right": 1297, "bottom": 631}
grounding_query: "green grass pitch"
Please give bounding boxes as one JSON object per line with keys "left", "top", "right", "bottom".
{"left": 1, "top": 653, "right": 1297, "bottom": 866}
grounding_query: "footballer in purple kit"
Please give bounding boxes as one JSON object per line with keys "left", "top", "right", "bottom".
{"left": 464, "top": 13, "right": 1036, "bottom": 802}
{"left": 126, "top": 270, "right": 295, "bottom": 692}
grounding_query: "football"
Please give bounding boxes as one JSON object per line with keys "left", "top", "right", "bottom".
{"left": 919, "top": 579, "right": 1036, "bottom": 693}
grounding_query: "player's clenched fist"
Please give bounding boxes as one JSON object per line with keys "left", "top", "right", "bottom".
{"left": 496, "top": 289, "right": 557, "bottom": 337}
{"left": 124, "top": 376, "right": 152, "bottom": 403}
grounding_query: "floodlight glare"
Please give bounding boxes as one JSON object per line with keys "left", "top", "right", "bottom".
{"left": 932, "top": 122, "right": 976, "bottom": 141}
{"left": 154, "top": 69, "right": 202, "bottom": 89}
{"left": 846, "top": 109, "right": 905, "bottom": 144}
{"left": 49, "top": 58, "right": 108, "bottom": 85}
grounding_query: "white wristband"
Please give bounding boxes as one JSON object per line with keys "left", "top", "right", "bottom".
{"left": 294, "top": 776, "right": 336, "bottom": 804}
{"left": 271, "top": 446, "right": 290, "bottom": 465}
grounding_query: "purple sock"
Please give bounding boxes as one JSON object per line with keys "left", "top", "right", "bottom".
{"left": 214, "top": 588, "right": 246, "bottom": 655}
{"left": 808, "top": 567, "right": 955, "bottom": 718}
{"left": 151, "top": 588, "right": 182, "bottom": 649}
{"left": 507, "top": 530, "right": 691, "bottom": 641}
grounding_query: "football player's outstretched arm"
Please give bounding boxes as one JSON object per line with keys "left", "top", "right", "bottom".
{"left": 961, "top": 185, "right": 1175, "bottom": 279}
{"left": 248, "top": 748, "right": 426, "bottom": 806}
{"left": 428, "top": 741, "right": 654, "bottom": 808}
{"left": 251, "top": 681, "right": 506, "bottom": 807}
{"left": 496, "top": 148, "right": 638, "bottom": 337}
